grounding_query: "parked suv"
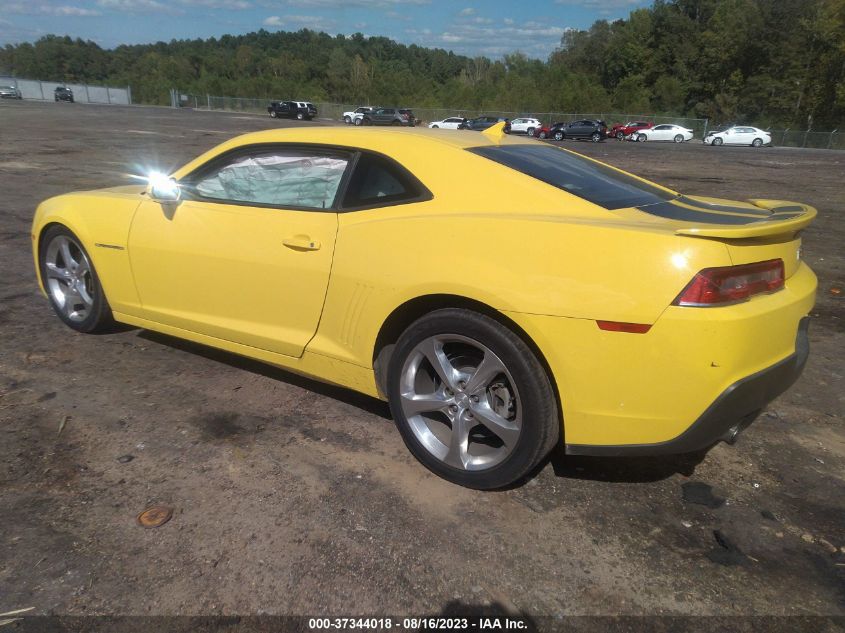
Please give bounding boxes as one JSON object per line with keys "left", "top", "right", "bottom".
{"left": 343, "top": 106, "right": 374, "bottom": 124}
{"left": 267, "top": 100, "right": 317, "bottom": 120}
{"left": 549, "top": 119, "right": 607, "bottom": 142}
{"left": 54, "top": 86, "right": 74, "bottom": 103}
{"left": 359, "top": 107, "right": 415, "bottom": 126}
{"left": 459, "top": 116, "right": 510, "bottom": 131}
{"left": 0, "top": 85, "right": 22, "bottom": 99}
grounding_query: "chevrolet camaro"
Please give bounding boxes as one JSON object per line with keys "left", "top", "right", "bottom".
{"left": 31, "top": 123, "right": 817, "bottom": 489}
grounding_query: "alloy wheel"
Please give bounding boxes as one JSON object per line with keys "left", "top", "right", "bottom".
{"left": 398, "top": 334, "right": 521, "bottom": 471}
{"left": 43, "top": 235, "right": 95, "bottom": 322}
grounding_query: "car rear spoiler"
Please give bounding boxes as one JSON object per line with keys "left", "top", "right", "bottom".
{"left": 675, "top": 199, "right": 817, "bottom": 239}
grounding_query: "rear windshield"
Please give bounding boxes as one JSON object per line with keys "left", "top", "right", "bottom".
{"left": 468, "top": 144, "right": 677, "bottom": 210}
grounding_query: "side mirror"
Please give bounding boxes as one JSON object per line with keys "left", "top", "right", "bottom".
{"left": 147, "top": 174, "right": 181, "bottom": 203}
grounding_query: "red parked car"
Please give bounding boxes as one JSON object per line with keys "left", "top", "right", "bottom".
{"left": 608, "top": 121, "right": 653, "bottom": 140}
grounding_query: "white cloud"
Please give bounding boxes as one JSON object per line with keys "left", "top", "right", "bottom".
{"left": 503, "top": 17, "right": 513, "bottom": 25}
{"left": 554, "top": 0, "right": 641, "bottom": 15}
{"left": 96, "top": 0, "right": 182, "bottom": 13}
{"left": 262, "top": 13, "right": 336, "bottom": 28}
{"left": 264, "top": 0, "right": 428, "bottom": 6}
{"left": 458, "top": 7, "right": 473, "bottom": 15}
{"left": 180, "top": 0, "right": 251, "bottom": 8}
{"left": 0, "top": 1, "right": 101, "bottom": 15}
{"left": 404, "top": 19, "right": 569, "bottom": 59}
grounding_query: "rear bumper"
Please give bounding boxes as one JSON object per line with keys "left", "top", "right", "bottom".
{"left": 566, "top": 317, "right": 810, "bottom": 456}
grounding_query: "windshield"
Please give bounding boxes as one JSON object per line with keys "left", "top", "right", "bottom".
{"left": 468, "top": 144, "right": 677, "bottom": 210}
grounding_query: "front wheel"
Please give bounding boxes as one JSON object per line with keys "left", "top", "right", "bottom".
{"left": 431, "top": 125, "right": 439, "bottom": 128}
{"left": 354, "top": 118, "right": 363, "bottom": 126}
{"left": 387, "top": 309, "right": 559, "bottom": 489}
{"left": 527, "top": 127, "right": 535, "bottom": 136}
{"left": 616, "top": 131, "right": 624, "bottom": 140}
{"left": 752, "top": 138, "right": 763, "bottom": 147}
{"left": 344, "top": 115, "right": 351, "bottom": 124}
{"left": 673, "top": 134, "right": 684, "bottom": 143}
{"left": 637, "top": 133, "right": 647, "bottom": 142}
{"left": 538, "top": 131, "right": 547, "bottom": 139}
{"left": 39, "top": 226, "right": 114, "bottom": 333}
{"left": 269, "top": 110, "right": 277, "bottom": 118}
{"left": 713, "top": 137, "right": 723, "bottom": 146}
{"left": 553, "top": 131, "right": 563, "bottom": 141}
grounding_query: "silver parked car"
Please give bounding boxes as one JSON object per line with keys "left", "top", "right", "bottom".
{"left": 0, "top": 85, "right": 22, "bottom": 99}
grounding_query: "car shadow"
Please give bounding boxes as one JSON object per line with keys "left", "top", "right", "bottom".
{"left": 135, "top": 329, "right": 706, "bottom": 486}
{"left": 136, "top": 330, "right": 393, "bottom": 421}
{"left": 545, "top": 444, "right": 708, "bottom": 484}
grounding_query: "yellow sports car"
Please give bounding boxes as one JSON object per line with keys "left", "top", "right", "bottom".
{"left": 31, "top": 123, "right": 817, "bottom": 489}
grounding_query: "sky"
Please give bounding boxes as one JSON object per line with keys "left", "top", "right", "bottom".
{"left": 0, "top": 0, "right": 651, "bottom": 59}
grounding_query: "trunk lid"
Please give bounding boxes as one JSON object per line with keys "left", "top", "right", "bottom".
{"left": 630, "top": 195, "right": 815, "bottom": 279}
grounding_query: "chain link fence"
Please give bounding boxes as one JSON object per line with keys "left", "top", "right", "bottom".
{"left": 174, "top": 91, "right": 843, "bottom": 149}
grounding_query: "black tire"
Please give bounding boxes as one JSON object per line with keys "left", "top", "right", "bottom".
{"left": 296, "top": 112, "right": 304, "bottom": 120}
{"left": 673, "top": 134, "right": 684, "bottom": 143}
{"left": 527, "top": 127, "right": 535, "bottom": 136}
{"left": 431, "top": 125, "right": 439, "bottom": 128}
{"left": 387, "top": 308, "right": 559, "bottom": 489}
{"left": 752, "top": 138, "right": 763, "bottom": 147}
{"left": 39, "top": 225, "right": 114, "bottom": 334}
{"left": 344, "top": 115, "right": 351, "bottom": 124}
{"left": 591, "top": 132, "right": 602, "bottom": 142}
{"left": 539, "top": 131, "right": 547, "bottom": 139}
{"left": 553, "top": 131, "right": 564, "bottom": 141}
{"left": 269, "top": 110, "right": 277, "bottom": 118}
{"left": 616, "top": 131, "right": 625, "bottom": 140}
{"left": 637, "top": 133, "right": 647, "bottom": 142}
{"left": 354, "top": 117, "right": 363, "bottom": 126}
{"left": 713, "top": 137, "right": 723, "bottom": 146}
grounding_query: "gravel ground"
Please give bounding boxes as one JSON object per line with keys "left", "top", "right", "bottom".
{"left": 0, "top": 100, "right": 843, "bottom": 622}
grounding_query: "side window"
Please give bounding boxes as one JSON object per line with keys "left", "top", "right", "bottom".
{"left": 341, "top": 153, "right": 426, "bottom": 209}
{"left": 190, "top": 149, "right": 349, "bottom": 210}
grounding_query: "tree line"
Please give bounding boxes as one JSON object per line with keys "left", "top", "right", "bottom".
{"left": 1, "top": 0, "right": 842, "bottom": 127}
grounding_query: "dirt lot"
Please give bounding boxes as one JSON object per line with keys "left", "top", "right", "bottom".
{"left": 0, "top": 101, "right": 843, "bottom": 621}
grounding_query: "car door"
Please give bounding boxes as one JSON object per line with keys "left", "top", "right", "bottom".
{"left": 442, "top": 117, "right": 461, "bottom": 129}
{"left": 737, "top": 127, "right": 757, "bottom": 144}
{"left": 510, "top": 118, "right": 525, "bottom": 133}
{"left": 376, "top": 108, "right": 394, "bottom": 124}
{"left": 649, "top": 125, "right": 671, "bottom": 141}
{"left": 127, "top": 145, "right": 351, "bottom": 358}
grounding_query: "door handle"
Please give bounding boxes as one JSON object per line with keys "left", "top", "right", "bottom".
{"left": 283, "top": 235, "right": 321, "bottom": 251}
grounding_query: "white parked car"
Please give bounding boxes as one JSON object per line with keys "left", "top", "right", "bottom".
{"left": 509, "top": 117, "right": 542, "bottom": 135}
{"left": 343, "top": 106, "right": 375, "bottom": 124}
{"left": 634, "top": 124, "right": 694, "bottom": 143}
{"left": 703, "top": 126, "right": 771, "bottom": 147}
{"left": 428, "top": 116, "right": 466, "bottom": 129}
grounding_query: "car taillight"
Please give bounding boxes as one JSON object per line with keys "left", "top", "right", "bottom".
{"left": 673, "top": 259, "right": 785, "bottom": 307}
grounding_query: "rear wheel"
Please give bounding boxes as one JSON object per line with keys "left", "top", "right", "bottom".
{"left": 269, "top": 110, "right": 277, "bottom": 118}
{"left": 431, "top": 125, "right": 439, "bottom": 128}
{"left": 591, "top": 132, "right": 602, "bottom": 142}
{"left": 673, "top": 134, "right": 684, "bottom": 143}
{"left": 388, "top": 309, "right": 559, "bottom": 489}
{"left": 752, "top": 138, "right": 763, "bottom": 147}
{"left": 354, "top": 117, "right": 364, "bottom": 126}
{"left": 39, "top": 226, "right": 114, "bottom": 333}
{"left": 296, "top": 112, "right": 304, "bottom": 120}
{"left": 616, "top": 131, "right": 625, "bottom": 140}
{"left": 527, "top": 127, "right": 535, "bottom": 136}
{"left": 539, "top": 131, "right": 547, "bottom": 139}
